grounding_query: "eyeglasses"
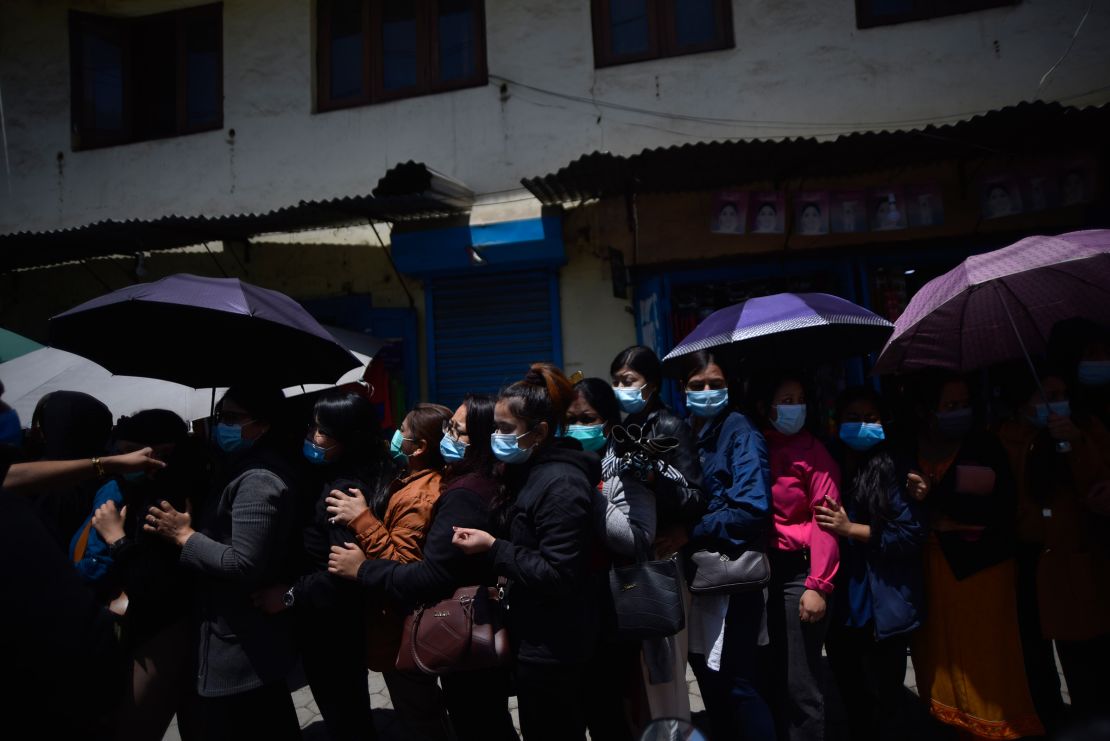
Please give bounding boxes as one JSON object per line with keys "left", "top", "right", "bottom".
{"left": 442, "top": 420, "right": 466, "bottom": 440}
{"left": 216, "top": 411, "right": 254, "bottom": 426}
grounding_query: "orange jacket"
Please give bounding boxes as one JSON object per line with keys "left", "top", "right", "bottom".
{"left": 999, "top": 416, "right": 1110, "bottom": 640}
{"left": 350, "top": 468, "right": 442, "bottom": 565}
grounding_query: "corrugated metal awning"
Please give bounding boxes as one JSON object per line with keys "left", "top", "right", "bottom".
{"left": 0, "top": 161, "right": 474, "bottom": 271}
{"left": 521, "top": 101, "right": 1110, "bottom": 205}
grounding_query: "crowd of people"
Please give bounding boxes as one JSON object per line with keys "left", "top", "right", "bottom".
{"left": 1, "top": 316, "right": 1109, "bottom": 741}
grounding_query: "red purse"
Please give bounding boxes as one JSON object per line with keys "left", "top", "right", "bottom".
{"left": 395, "top": 584, "right": 511, "bottom": 675}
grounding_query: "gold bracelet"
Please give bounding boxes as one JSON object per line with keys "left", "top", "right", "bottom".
{"left": 91, "top": 457, "right": 106, "bottom": 478}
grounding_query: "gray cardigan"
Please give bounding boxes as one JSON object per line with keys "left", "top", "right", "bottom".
{"left": 180, "top": 466, "right": 297, "bottom": 698}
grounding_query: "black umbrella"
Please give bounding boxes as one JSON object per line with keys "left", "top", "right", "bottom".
{"left": 49, "top": 274, "right": 361, "bottom": 389}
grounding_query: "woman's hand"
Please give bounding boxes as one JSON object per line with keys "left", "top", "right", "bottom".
{"left": 906, "top": 471, "right": 930, "bottom": 501}
{"left": 143, "top": 500, "right": 194, "bottom": 547}
{"left": 328, "top": 543, "right": 367, "bottom": 580}
{"left": 799, "top": 589, "right": 827, "bottom": 623}
{"left": 654, "top": 524, "right": 689, "bottom": 557}
{"left": 103, "top": 447, "right": 166, "bottom": 476}
{"left": 451, "top": 527, "right": 495, "bottom": 555}
{"left": 91, "top": 500, "right": 127, "bottom": 545}
{"left": 814, "top": 497, "right": 852, "bottom": 537}
{"left": 325, "top": 487, "right": 369, "bottom": 526}
{"left": 251, "top": 584, "right": 289, "bottom": 615}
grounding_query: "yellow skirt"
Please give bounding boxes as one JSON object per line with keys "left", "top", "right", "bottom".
{"left": 911, "top": 537, "right": 1044, "bottom": 740}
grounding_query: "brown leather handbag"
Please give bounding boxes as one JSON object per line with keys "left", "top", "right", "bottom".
{"left": 395, "top": 584, "right": 510, "bottom": 675}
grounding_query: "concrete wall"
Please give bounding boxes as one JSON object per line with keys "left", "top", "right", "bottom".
{"left": 2, "top": 0, "right": 1108, "bottom": 234}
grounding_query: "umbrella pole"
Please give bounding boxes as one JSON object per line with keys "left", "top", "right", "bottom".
{"left": 992, "top": 283, "right": 1049, "bottom": 403}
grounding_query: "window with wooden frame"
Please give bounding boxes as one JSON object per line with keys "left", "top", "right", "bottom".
{"left": 69, "top": 3, "right": 222, "bottom": 150}
{"left": 855, "top": 0, "right": 1018, "bottom": 29}
{"left": 591, "top": 0, "right": 733, "bottom": 68}
{"left": 316, "top": 0, "right": 487, "bottom": 112}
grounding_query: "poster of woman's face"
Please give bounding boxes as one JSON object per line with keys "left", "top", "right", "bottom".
{"left": 830, "top": 191, "right": 867, "bottom": 233}
{"left": 904, "top": 185, "right": 944, "bottom": 228}
{"left": 1023, "top": 173, "right": 1056, "bottom": 212}
{"left": 980, "top": 177, "right": 1023, "bottom": 219}
{"left": 710, "top": 191, "right": 747, "bottom": 234}
{"left": 794, "top": 192, "right": 830, "bottom": 235}
{"left": 870, "top": 188, "right": 907, "bottom": 231}
{"left": 1059, "top": 161, "right": 1094, "bottom": 206}
{"left": 749, "top": 192, "right": 784, "bottom": 234}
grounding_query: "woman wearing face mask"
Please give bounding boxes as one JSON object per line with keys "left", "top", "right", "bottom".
{"left": 328, "top": 394, "right": 519, "bottom": 741}
{"left": 997, "top": 369, "right": 1110, "bottom": 724}
{"left": 682, "top": 353, "right": 775, "bottom": 741}
{"left": 610, "top": 345, "right": 706, "bottom": 721}
{"left": 907, "top": 372, "right": 1042, "bottom": 740}
{"left": 814, "top": 387, "right": 925, "bottom": 741}
{"left": 83, "top": 409, "right": 203, "bottom": 741}
{"left": 750, "top": 371, "right": 840, "bottom": 741}
{"left": 248, "top": 390, "right": 393, "bottom": 741}
{"left": 143, "top": 386, "right": 302, "bottom": 741}
{"left": 452, "top": 364, "right": 601, "bottom": 741}
{"left": 568, "top": 377, "right": 655, "bottom": 739}
{"left": 323, "top": 402, "right": 453, "bottom": 741}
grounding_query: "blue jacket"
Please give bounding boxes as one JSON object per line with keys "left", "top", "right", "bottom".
{"left": 70, "top": 479, "right": 124, "bottom": 582}
{"left": 831, "top": 445, "right": 926, "bottom": 640}
{"left": 688, "top": 410, "right": 772, "bottom": 553}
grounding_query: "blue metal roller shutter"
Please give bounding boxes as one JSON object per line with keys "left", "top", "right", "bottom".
{"left": 428, "top": 269, "right": 561, "bottom": 406}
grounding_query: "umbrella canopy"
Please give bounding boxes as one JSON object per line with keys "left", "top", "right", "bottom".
{"left": 0, "top": 327, "right": 44, "bottom": 363}
{"left": 0, "top": 346, "right": 372, "bottom": 425}
{"left": 49, "top": 274, "right": 361, "bottom": 389}
{"left": 662, "top": 292, "right": 893, "bottom": 374}
{"left": 873, "top": 230, "right": 1110, "bottom": 375}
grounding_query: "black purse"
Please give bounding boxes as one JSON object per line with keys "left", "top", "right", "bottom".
{"left": 688, "top": 547, "right": 771, "bottom": 595}
{"left": 609, "top": 555, "right": 686, "bottom": 640}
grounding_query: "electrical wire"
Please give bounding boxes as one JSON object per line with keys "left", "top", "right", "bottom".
{"left": 1037, "top": 0, "right": 1094, "bottom": 93}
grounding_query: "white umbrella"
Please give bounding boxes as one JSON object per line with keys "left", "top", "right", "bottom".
{"left": 0, "top": 336, "right": 375, "bottom": 426}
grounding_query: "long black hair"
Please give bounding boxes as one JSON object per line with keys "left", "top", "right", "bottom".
{"left": 573, "top": 378, "right": 620, "bottom": 426}
{"left": 310, "top": 390, "right": 394, "bottom": 517}
{"left": 442, "top": 393, "right": 499, "bottom": 487}
{"left": 835, "top": 386, "right": 896, "bottom": 522}
{"left": 610, "top": 345, "right": 662, "bottom": 389}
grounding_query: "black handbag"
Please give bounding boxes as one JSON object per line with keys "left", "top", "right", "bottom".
{"left": 609, "top": 555, "right": 685, "bottom": 640}
{"left": 688, "top": 547, "right": 771, "bottom": 595}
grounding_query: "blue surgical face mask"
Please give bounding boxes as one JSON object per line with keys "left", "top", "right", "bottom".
{"left": 935, "top": 408, "right": 974, "bottom": 439}
{"left": 686, "top": 389, "right": 729, "bottom": 418}
{"left": 215, "top": 422, "right": 253, "bottom": 454}
{"left": 1078, "top": 360, "right": 1110, "bottom": 387}
{"left": 839, "top": 422, "right": 886, "bottom": 452}
{"left": 771, "top": 404, "right": 806, "bottom": 435}
{"left": 440, "top": 433, "right": 468, "bottom": 462}
{"left": 491, "top": 431, "right": 534, "bottom": 464}
{"left": 389, "top": 429, "right": 411, "bottom": 465}
{"left": 613, "top": 386, "right": 649, "bottom": 415}
{"left": 567, "top": 424, "right": 607, "bottom": 452}
{"left": 303, "top": 438, "right": 331, "bottom": 465}
{"left": 1028, "top": 400, "right": 1071, "bottom": 429}
{"left": 0, "top": 408, "right": 21, "bottom": 447}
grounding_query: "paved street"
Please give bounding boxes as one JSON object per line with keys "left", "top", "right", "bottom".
{"left": 161, "top": 654, "right": 1071, "bottom": 740}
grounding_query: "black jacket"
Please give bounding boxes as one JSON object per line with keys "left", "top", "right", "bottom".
{"left": 490, "top": 441, "right": 602, "bottom": 666}
{"left": 357, "top": 472, "right": 503, "bottom": 605}
{"left": 622, "top": 402, "right": 707, "bottom": 532}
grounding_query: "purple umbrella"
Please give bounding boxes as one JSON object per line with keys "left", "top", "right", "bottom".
{"left": 50, "top": 274, "right": 361, "bottom": 389}
{"left": 661, "top": 292, "right": 893, "bottom": 373}
{"left": 873, "top": 230, "right": 1110, "bottom": 375}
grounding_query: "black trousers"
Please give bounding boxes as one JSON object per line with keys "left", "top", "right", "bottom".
{"left": 441, "top": 667, "right": 519, "bottom": 741}
{"left": 197, "top": 682, "right": 300, "bottom": 741}
{"left": 299, "top": 610, "right": 378, "bottom": 741}
{"left": 1056, "top": 631, "right": 1110, "bottom": 720}
{"left": 825, "top": 625, "right": 909, "bottom": 741}
{"left": 1015, "top": 545, "right": 1065, "bottom": 732}
{"left": 584, "top": 639, "right": 638, "bottom": 741}
{"left": 515, "top": 661, "right": 589, "bottom": 741}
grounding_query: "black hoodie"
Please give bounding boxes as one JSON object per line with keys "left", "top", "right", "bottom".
{"left": 490, "top": 440, "right": 602, "bottom": 665}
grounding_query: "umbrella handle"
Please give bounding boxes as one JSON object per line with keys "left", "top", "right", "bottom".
{"left": 992, "top": 283, "right": 1049, "bottom": 405}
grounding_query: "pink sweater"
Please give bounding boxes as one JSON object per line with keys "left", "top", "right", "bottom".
{"left": 766, "top": 428, "right": 842, "bottom": 594}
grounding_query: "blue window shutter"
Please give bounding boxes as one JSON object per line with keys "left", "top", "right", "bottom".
{"left": 428, "top": 269, "right": 561, "bottom": 407}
